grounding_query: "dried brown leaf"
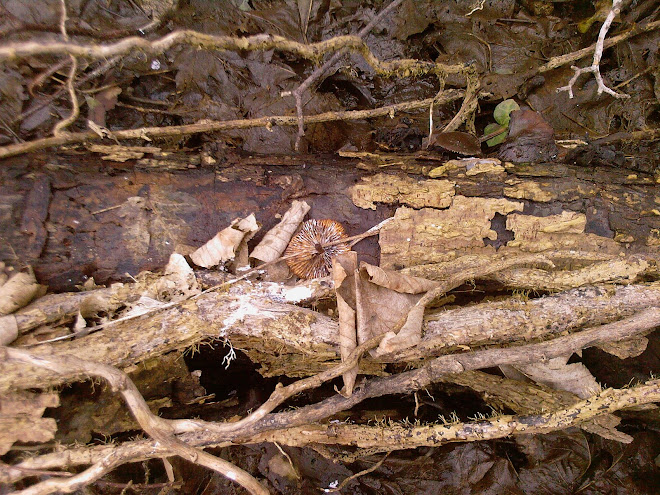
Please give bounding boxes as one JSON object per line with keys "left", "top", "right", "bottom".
{"left": 360, "top": 263, "right": 440, "bottom": 294}
{"left": 0, "top": 271, "right": 40, "bottom": 315}
{"left": 332, "top": 252, "right": 358, "bottom": 395}
{"left": 191, "top": 214, "right": 259, "bottom": 268}
{"left": 0, "top": 66, "right": 25, "bottom": 142}
{"left": 251, "top": 200, "right": 310, "bottom": 263}
{"left": 86, "top": 86, "right": 121, "bottom": 127}
{"left": 498, "top": 109, "right": 558, "bottom": 163}
{"left": 154, "top": 253, "right": 200, "bottom": 301}
{"left": 374, "top": 303, "right": 425, "bottom": 356}
{"left": 353, "top": 263, "right": 428, "bottom": 355}
{"left": 297, "top": 0, "right": 312, "bottom": 39}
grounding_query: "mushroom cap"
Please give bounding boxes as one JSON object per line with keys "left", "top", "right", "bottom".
{"left": 284, "top": 219, "right": 350, "bottom": 279}
{"left": 426, "top": 131, "right": 482, "bottom": 156}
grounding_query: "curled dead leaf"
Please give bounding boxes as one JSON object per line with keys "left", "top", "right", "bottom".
{"left": 191, "top": 214, "right": 259, "bottom": 268}
{"left": 498, "top": 109, "right": 558, "bottom": 163}
{"left": 154, "top": 253, "right": 200, "bottom": 301}
{"left": 0, "top": 271, "right": 41, "bottom": 315}
{"left": 332, "top": 252, "right": 359, "bottom": 396}
{"left": 360, "top": 263, "right": 441, "bottom": 294}
{"left": 355, "top": 263, "right": 438, "bottom": 355}
{"left": 251, "top": 200, "right": 310, "bottom": 263}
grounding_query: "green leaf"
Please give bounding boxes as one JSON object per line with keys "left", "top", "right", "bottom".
{"left": 493, "top": 99, "right": 520, "bottom": 126}
{"left": 485, "top": 123, "right": 507, "bottom": 146}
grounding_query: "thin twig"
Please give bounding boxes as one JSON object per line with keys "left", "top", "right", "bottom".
{"left": 557, "top": 0, "right": 630, "bottom": 99}
{"left": 0, "top": 90, "right": 464, "bottom": 159}
{"left": 52, "top": 0, "right": 80, "bottom": 136}
{"left": 12, "top": 11, "right": 174, "bottom": 129}
{"left": 0, "top": 32, "right": 460, "bottom": 71}
{"left": 291, "top": 0, "right": 407, "bottom": 150}
{"left": 12, "top": 55, "right": 124, "bottom": 127}
{"left": 540, "top": 17, "right": 659, "bottom": 74}
{"left": 27, "top": 58, "right": 70, "bottom": 97}
{"left": 325, "top": 452, "right": 390, "bottom": 492}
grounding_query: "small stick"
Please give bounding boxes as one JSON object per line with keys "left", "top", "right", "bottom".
{"left": 52, "top": 0, "right": 80, "bottom": 136}
{"left": 291, "top": 0, "right": 407, "bottom": 150}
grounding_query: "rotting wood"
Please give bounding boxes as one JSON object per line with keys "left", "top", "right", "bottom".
{"left": 0, "top": 104, "right": 658, "bottom": 493}
{"left": 0, "top": 284, "right": 340, "bottom": 393}
{"left": 439, "top": 371, "right": 634, "bottom": 443}
{"left": 380, "top": 281, "right": 660, "bottom": 362}
{"left": 0, "top": 391, "right": 59, "bottom": 455}
{"left": 3, "top": 156, "right": 658, "bottom": 292}
{"left": 3, "top": 308, "right": 658, "bottom": 487}
{"left": 1, "top": 273, "right": 657, "bottom": 393}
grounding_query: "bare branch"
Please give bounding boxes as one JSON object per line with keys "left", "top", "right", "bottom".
{"left": 557, "top": 0, "right": 631, "bottom": 99}
{"left": 539, "top": 21, "right": 660, "bottom": 74}
{"left": 0, "top": 32, "right": 464, "bottom": 80}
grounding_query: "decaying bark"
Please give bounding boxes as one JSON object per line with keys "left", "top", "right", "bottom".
{"left": 2, "top": 150, "right": 659, "bottom": 493}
